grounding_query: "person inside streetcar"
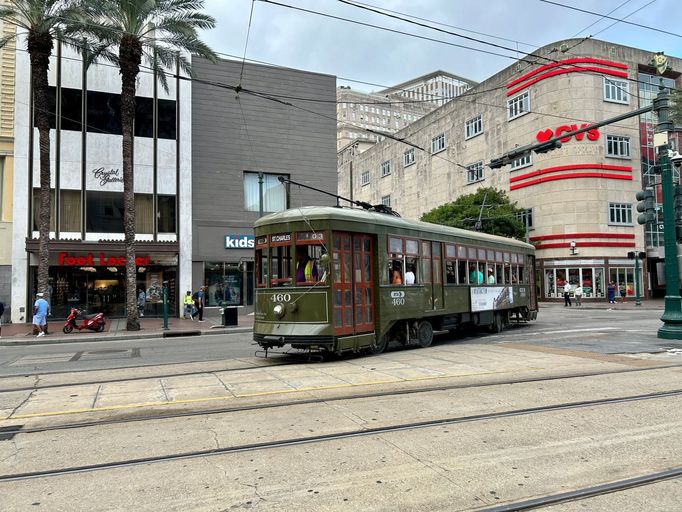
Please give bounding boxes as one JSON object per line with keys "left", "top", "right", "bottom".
{"left": 296, "top": 246, "right": 318, "bottom": 283}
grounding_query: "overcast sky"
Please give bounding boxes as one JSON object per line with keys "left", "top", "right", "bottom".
{"left": 200, "top": 0, "right": 682, "bottom": 92}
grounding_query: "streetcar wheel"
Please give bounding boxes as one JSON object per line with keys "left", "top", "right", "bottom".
{"left": 490, "top": 312, "right": 504, "bottom": 333}
{"left": 417, "top": 321, "right": 433, "bottom": 348}
{"left": 63, "top": 325, "right": 73, "bottom": 334}
{"left": 369, "top": 335, "right": 389, "bottom": 355}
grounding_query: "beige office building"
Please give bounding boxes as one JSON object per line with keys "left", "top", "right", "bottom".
{"left": 0, "top": 8, "right": 15, "bottom": 319}
{"left": 338, "top": 39, "right": 682, "bottom": 301}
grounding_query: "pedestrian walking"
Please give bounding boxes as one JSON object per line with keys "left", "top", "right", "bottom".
{"left": 192, "top": 286, "right": 205, "bottom": 322}
{"left": 137, "top": 289, "right": 146, "bottom": 317}
{"left": 619, "top": 283, "right": 627, "bottom": 303}
{"left": 183, "top": 291, "right": 194, "bottom": 319}
{"left": 607, "top": 281, "right": 617, "bottom": 304}
{"left": 563, "top": 282, "right": 572, "bottom": 307}
{"left": 574, "top": 285, "right": 583, "bottom": 307}
{"left": 32, "top": 292, "right": 49, "bottom": 337}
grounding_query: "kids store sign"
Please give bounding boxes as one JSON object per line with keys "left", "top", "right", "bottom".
{"left": 58, "top": 252, "right": 152, "bottom": 267}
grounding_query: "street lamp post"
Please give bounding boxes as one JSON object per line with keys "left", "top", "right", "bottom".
{"left": 654, "top": 86, "right": 682, "bottom": 339}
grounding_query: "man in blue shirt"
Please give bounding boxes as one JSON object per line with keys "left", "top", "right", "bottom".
{"left": 33, "top": 292, "right": 49, "bottom": 337}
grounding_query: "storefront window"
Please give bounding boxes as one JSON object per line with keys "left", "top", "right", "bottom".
{"left": 610, "top": 267, "right": 638, "bottom": 297}
{"left": 39, "top": 255, "right": 177, "bottom": 318}
{"left": 204, "top": 262, "right": 243, "bottom": 306}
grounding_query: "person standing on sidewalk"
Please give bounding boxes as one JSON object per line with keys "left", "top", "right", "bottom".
{"left": 0, "top": 300, "right": 4, "bottom": 338}
{"left": 619, "top": 283, "right": 627, "bottom": 303}
{"left": 574, "top": 285, "right": 583, "bottom": 307}
{"left": 33, "top": 293, "right": 49, "bottom": 337}
{"left": 563, "top": 282, "right": 572, "bottom": 307}
{"left": 137, "top": 289, "right": 146, "bottom": 317}
{"left": 607, "top": 281, "right": 617, "bottom": 304}
{"left": 183, "top": 291, "right": 194, "bottom": 319}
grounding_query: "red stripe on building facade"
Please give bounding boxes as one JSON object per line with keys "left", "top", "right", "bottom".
{"left": 510, "top": 172, "right": 632, "bottom": 190}
{"left": 507, "top": 67, "right": 629, "bottom": 97}
{"left": 534, "top": 241, "right": 636, "bottom": 250}
{"left": 530, "top": 233, "right": 635, "bottom": 242}
{"left": 510, "top": 164, "right": 632, "bottom": 183}
{"left": 506, "top": 57, "right": 629, "bottom": 88}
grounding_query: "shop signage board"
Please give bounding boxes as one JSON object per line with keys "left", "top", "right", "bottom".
{"left": 225, "top": 235, "right": 255, "bottom": 249}
{"left": 58, "top": 252, "right": 151, "bottom": 266}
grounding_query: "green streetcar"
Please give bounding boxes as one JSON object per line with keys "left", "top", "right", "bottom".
{"left": 253, "top": 206, "right": 537, "bottom": 356}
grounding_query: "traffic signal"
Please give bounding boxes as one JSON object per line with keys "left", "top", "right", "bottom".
{"left": 534, "top": 139, "right": 562, "bottom": 154}
{"left": 627, "top": 251, "right": 646, "bottom": 259}
{"left": 635, "top": 189, "right": 656, "bottom": 225}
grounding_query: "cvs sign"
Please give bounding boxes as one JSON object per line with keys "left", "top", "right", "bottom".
{"left": 225, "top": 235, "right": 254, "bottom": 249}
{"left": 537, "top": 123, "right": 600, "bottom": 144}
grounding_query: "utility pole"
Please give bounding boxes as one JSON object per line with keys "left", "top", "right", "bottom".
{"left": 653, "top": 84, "right": 682, "bottom": 339}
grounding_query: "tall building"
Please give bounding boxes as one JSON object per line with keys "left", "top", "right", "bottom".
{"left": 377, "top": 70, "right": 477, "bottom": 107}
{"left": 336, "top": 71, "right": 476, "bottom": 151}
{"left": 0, "top": 7, "right": 15, "bottom": 321}
{"left": 338, "top": 39, "right": 681, "bottom": 301}
{"left": 11, "top": 33, "right": 191, "bottom": 322}
{"left": 191, "top": 57, "right": 337, "bottom": 309}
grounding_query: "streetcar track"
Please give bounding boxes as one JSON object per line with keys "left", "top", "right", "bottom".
{"left": 1, "top": 388, "right": 679, "bottom": 482}
{"left": 3, "top": 364, "right": 682, "bottom": 433}
{"left": 480, "top": 467, "right": 682, "bottom": 511}
{"left": 0, "top": 359, "right": 294, "bottom": 393}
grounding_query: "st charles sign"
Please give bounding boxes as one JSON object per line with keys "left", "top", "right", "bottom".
{"left": 225, "top": 234, "right": 255, "bottom": 249}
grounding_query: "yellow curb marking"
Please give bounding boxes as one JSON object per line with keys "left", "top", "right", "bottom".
{"left": 5, "top": 370, "right": 506, "bottom": 421}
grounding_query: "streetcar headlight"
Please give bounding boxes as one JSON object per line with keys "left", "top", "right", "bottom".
{"left": 273, "top": 304, "right": 285, "bottom": 318}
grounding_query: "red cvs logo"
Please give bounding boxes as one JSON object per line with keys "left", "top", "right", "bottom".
{"left": 536, "top": 124, "right": 600, "bottom": 144}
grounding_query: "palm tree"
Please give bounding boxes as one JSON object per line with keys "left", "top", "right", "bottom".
{"left": 75, "top": 0, "right": 216, "bottom": 330}
{"left": 0, "top": 0, "right": 83, "bottom": 297}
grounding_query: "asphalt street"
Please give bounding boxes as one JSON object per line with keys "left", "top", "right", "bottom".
{"left": 0, "top": 304, "right": 679, "bottom": 377}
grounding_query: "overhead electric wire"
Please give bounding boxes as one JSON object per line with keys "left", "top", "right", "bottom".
{"left": 540, "top": 0, "right": 682, "bottom": 39}
{"left": 238, "top": 0, "right": 256, "bottom": 89}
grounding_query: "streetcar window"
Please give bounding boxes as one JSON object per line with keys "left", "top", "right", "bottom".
{"left": 256, "top": 248, "right": 268, "bottom": 287}
{"left": 486, "top": 263, "right": 495, "bottom": 284}
{"left": 389, "top": 237, "right": 403, "bottom": 253}
{"left": 445, "top": 261, "right": 456, "bottom": 284}
{"left": 446, "top": 244, "right": 456, "bottom": 259}
{"left": 469, "top": 262, "right": 483, "bottom": 284}
{"left": 519, "top": 263, "right": 526, "bottom": 283}
{"left": 295, "top": 244, "right": 323, "bottom": 284}
{"left": 504, "top": 263, "right": 511, "bottom": 284}
{"left": 406, "top": 239, "right": 419, "bottom": 255}
{"left": 457, "top": 260, "right": 467, "bottom": 284}
{"left": 271, "top": 245, "right": 292, "bottom": 286}
{"left": 390, "top": 258, "right": 403, "bottom": 284}
{"left": 496, "top": 263, "right": 504, "bottom": 284}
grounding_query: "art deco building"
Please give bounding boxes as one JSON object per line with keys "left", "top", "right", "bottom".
{"left": 338, "top": 39, "right": 681, "bottom": 301}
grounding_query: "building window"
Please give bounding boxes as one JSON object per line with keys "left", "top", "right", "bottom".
{"left": 86, "top": 191, "right": 124, "bottom": 233}
{"left": 507, "top": 91, "right": 530, "bottom": 121}
{"left": 604, "top": 78, "right": 629, "bottom": 104}
{"left": 511, "top": 154, "right": 532, "bottom": 170}
{"left": 361, "top": 170, "right": 370, "bottom": 186}
{"left": 515, "top": 208, "right": 533, "bottom": 232}
{"left": 381, "top": 161, "right": 391, "bottom": 177}
{"left": 465, "top": 115, "right": 483, "bottom": 139}
{"left": 609, "top": 203, "right": 633, "bottom": 225}
{"left": 404, "top": 148, "right": 415, "bottom": 167}
{"left": 606, "top": 135, "right": 631, "bottom": 158}
{"left": 381, "top": 195, "right": 391, "bottom": 207}
{"left": 158, "top": 195, "right": 177, "bottom": 233}
{"left": 431, "top": 133, "right": 446, "bottom": 154}
{"left": 466, "top": 161, "right": 484, "bottom": 184}
{"left": 243, "top": 171, "right": 289, "bottom": 213}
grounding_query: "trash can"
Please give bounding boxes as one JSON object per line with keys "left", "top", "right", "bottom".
{"left": 222, "top": 306, "right": 238, "bottom": 327}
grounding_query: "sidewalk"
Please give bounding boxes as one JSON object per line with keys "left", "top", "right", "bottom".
{"left": 539, "top": 298, "right": 665, "bottom": 310}
{"left": 0, "top": 308, "right": 254, "bottom": 346}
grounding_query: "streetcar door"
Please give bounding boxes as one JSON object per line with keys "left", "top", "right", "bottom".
{"left": 428, "top": 241, "right": 444, "bottom": 311}
{"left": 331, "top": 232, "right": 374, "bottom": 336}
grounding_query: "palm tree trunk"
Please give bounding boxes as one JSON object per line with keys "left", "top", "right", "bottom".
{"left": 120, "top": 36, "right": 142, "bottom": 331}
{"left": 27, "top": 31, "right": 54, "bottom": 297}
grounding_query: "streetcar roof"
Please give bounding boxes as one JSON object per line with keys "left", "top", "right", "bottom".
{"left": 255, "top": 206, "right": 535, "bottom": 251}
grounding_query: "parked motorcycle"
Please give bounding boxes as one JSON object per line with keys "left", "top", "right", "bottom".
{"left": 63, "top": 308, "right": 106, "bottom": 334}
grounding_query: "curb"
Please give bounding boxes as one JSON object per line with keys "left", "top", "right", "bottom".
{"left": 0, "top": 326, "right": 253, "bottom": 347}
